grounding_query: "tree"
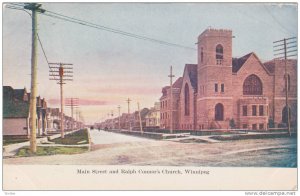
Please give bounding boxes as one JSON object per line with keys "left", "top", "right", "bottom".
{"left": 268, "top": 118, "right": 275, "bottom": 129}
{"left": 229, "top": 118, "right": 236, "bottom": 129}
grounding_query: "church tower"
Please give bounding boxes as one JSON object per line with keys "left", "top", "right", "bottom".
{"left": 197, "top": 28, "right": 233, "bottom": 129}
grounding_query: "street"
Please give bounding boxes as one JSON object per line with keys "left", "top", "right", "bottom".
{"left": 3, "top": 130, "right": 297, "bottom": 167}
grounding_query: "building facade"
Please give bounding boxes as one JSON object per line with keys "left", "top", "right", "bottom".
{"left": 160, "top": 77, "right": 182, "bottom": 130}
{"left": 145, "top": 102, "right": 161, "bottom": 128}
{"left": 160, "top": 28, "right": 297, "bottom": 131}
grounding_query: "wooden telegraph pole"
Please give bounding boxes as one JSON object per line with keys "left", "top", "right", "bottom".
{"left": 24, "top": 3, "right": 45, "bottom": 153}
{"left": 168, "top": 66, "right": 175, "bottom": 134}
{"left": 137, "top": 102, "right": 143, "bottom": 134}
{"left": 66, "top": 98, "right": 79, "bottom": 130}
{"left": 49, "top": 63, "right": 73, "bottom": 138}
{"left": 126, "top": 98, "right": 132, "bottom": 131}
{"left": 273, "top": 37, "right": 297, "bottom": 136}
{"left": 118, "top": 105, "right": 121, "bottom": 131}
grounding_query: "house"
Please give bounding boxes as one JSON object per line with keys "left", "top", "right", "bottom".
{"left": 3, "top": 86, "right": 50, "bottom": 136}
{"left": 145, "top": 102, "right": 160, "bottom": 128}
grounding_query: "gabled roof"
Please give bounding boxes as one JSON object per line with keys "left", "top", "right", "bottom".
{"left": 140, "top": 108, "right": 150, "bottom": 119}
{"left": 172, "top": 77, "right": 183, "bottom": 88}
{"left": 160, "top": 77, "right": 183, "bottom": 99}
{"left": 184, "top": 64, "right": 197, "bottom": 91}
{"left": 3, "top": 86, "right": 30, "bottom": 118}
{"left": 232, "top": 52, "right": 253, "bottom": 73}
{"left": 3, "top": 100, "right": 29, "bottom": 118}
{"left": 263, "top": 60, "right": 275, "bottom": 74}
{"left": 3, "top": 86, "right": 14, "bottom": 100}
{"left": 232, "top": 52, "right": 273, "bottom": 75}
{"left": 14, "top": 88, "right": 27, "bottom": 101}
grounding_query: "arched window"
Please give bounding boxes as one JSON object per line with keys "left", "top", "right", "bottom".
{"left": 243, "top": 74, "right": 263, "bottom": 95}
{"left": 184, "top": 83, "right": 190, "bottom": 116}
{"left": 216, "top": 44, "right": 223, "bottom": 60}
{"left": 200, "top": 47, "right": 204, "bottom": 63}
{"left": 215, "top": 103, "right": 224, "bottom": 121}
{"left": 285, "top": 74, "right": 291, "bottom": 91}
{"left": 282, "top": 106, "right": 291, "bottom": 124}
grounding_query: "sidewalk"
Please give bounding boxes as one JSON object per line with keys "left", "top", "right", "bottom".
{"left": 164, "top": 131, "right": 291, "bottom": 143}
{"left": 3, "top": 130, "right": 80, "bottom": 158}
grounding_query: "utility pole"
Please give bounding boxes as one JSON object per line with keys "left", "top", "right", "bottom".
{"left": 111, "top": 110, "right": 114, "bottom": 130}
{"left": 49, "top": 63, "right": 73, "bottom": 138}
{"left": 24, "top": 3, "right": 45, "bottom": 154}
{"left": 126, "top": 98, "right": 132, "bottom": 131}
{"left": 66, "top": 98, "right": 79, "bottom": 130}
{"left": 273, "top": 37, "right": 297, "bottom": 136}
{"left": 107, "top": 113, "right": 110, "bottom": 130}
{"left": 168, "top": 66, "right": 175, "bottom": 134}
{"left": 137, "top": 102, "right": 143, "bottom": 134}
{"left": 118, "top": 105, "right": 121, "bottom": 131}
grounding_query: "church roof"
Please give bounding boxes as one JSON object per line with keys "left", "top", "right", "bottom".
{"left": 263, "top": 60, "right": 275, "bottom": 74}
{"left": 232, "top": 52, "right": 253, "bottom": 73}
{"left": 184, "top": 64, "right": 198, "bottom": 91}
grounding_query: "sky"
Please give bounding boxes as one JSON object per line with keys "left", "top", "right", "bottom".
{"left": 2, "top": 2, "right": 297, "bottom": 124}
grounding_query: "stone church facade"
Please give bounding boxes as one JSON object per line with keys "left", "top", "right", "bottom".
{"left": 160, "top": 28, "right": 297, "bottom": 131}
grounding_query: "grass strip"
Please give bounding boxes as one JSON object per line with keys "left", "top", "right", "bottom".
{"left": 16, "top": 146, "right": 88, "bottom": 157}
{"left": 51, "top": 129, "right": 89, "bottom": 145}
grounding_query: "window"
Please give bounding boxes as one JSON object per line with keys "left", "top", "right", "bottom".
{"left": 288, "top": 74, "right": 291, "bottom": 91}
{"left": 215, "top": 103, "right": 224, "bottom": 121}
{"left": 201, "top": 47, "right": 204, "bottom": 63}
{"left": 252, "top": 124, "right": 257, "bottom": 130}
{"left": 216, "top": 44, "right": 223, "bottom": 64}
{"left": 259, "top": 124, "right": 264, "bottom": 130}
{"left": 216, "top": 44, "right": 223, "bottom": 59}
{"left": 242, "top": 106, "right": 247, "bottom": 116}
{"left": 215, "top": 83, "right": 218, "bottom": 92}
{"left": 221, "top": 84, "right": 224, "bottom": 93}
{"left": 184, "top": 84, "right": 190, "bottom": 116}
{"left": 243, "top": 74, "right": 263, "bottom": 95}
{"left": 259, "top": 105, "right": 264, "bottom": 116}
{"left": 285, "top": 74, "right": 291, "bottom": 91}
{"left": 242, "top": 124, "right": 248, "bottom": 129}
{"left": 252, "top": 105, "right": 257, "bottom": 116}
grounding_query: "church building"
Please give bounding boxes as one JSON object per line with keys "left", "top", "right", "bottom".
{"left": 160, "top": 28, "right": 297, "bottom": 131}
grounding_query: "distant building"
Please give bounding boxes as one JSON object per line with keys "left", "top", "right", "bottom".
{"left": 3, "top": 86, "right": 30, "bottom": 136}
{"left": 3, "top": 86, "right": 51, "bottom": 136}
{"left": 145, "top": 102, "right": 160, "bottom": 128}
{"left": 132, "top": 108, "right": 150, "bottom": 130}
{"left": 159, "top": 28, "right": 297, "bottom": 131}
{"left": 47, "top": 108, "right": 60, "bottom": 131}
{"left": 159, "top": 77, "right": 182, "bottom": 130}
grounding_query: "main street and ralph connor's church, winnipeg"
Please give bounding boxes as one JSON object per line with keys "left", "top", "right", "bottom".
{"left": 160, "top": 28, "right": 297, "bottom": 131}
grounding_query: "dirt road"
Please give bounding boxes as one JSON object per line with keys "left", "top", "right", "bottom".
{"left": 3, "top": 130, "right": 297, "bottom": 167}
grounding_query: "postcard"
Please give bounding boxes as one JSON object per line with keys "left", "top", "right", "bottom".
{"left": 2, "top": 2, "right": 297, "bottom": 191}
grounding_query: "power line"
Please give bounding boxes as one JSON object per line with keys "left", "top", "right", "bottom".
{"left": 36, "top": 33, "right": 59, "bottom": 81}
{"left": 40, "top": 11, "right": 196, "bottom": 50}
{"left": 37, "top": 34, "right": 49, "bottom": 63}
{"left": 6, "top": 3, "right": 195, "bottom": 50}
{"left": 5, "top": 5, "right": 25, "bottom": 11}
{"left": 264, "top": 5, "right": 293, "bottom": 36}
{"left": 5, "top": 4, "right": 58, "bottom": 81}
